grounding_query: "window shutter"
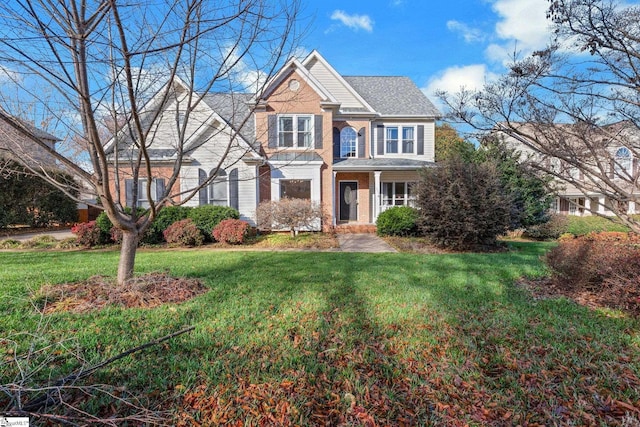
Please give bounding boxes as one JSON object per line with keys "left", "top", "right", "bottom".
{"left": 417, "top": 125, "right": 425, "bottom": 155}
{"left": 376, "top": 125, "right": 384, "bottom": 156}
{"left": 268, "top": 115, "right": 277, "bottom": 148}
{"left": 229, "top": 168, "right": 239, "bottom": 210}
{"left": 198, "top": 168, "right": 207, "bottom": 205}
{"left": 333, "top": 127, "right": 340, "bottom": 158}
{"left": 357, "top": 127, "right": 366, "bottom": 158}
{"left": 155, "top": 178, "right": 165, "bottom": 202}
{"left": 314, "top": 115, "right": 323, "bottom": 149}
{"left": 125, "top": 179, "right": 134, "bottom": 207}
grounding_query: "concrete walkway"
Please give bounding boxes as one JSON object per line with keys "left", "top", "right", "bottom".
{"left": 336, "top": 233, "right": 397, "bottom": 253}
{"left": 1, "top": 228, "right": 75, "bottom": 242}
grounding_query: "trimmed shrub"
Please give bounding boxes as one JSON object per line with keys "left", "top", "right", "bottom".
{"left": 95, "top": 211, "right": 113, "bottom": 235}
{"left": 376, "top": 206, "right": 419, "bottom": 236}
{"left": 212, "top": 219, "right": 249, "bottom": 244}
{"left": 146, "top": 206, "right": 191, "bottom": 243}
{"left": 71, "top": 221, "right": 103, "bottom": 247}
{"left": 187, "top": 205, "right": 239, "bottom": 241}
{"left": 524, "top": 213, "right": 569, "bottom": 240}
{"left": 163, "top": 219, "right": 204, "bottom": 246}
{"left": 414, "top": 157, "right": 512, "bottom": 250}
{"left": 544, "top": 232, "right": 640, "bottom": 313}
{"left": 566, "top": 215, "right": 631, "bottom": 236}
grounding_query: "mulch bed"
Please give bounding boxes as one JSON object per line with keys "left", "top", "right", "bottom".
{"left": 516, "top": 276, "right": 640, "bottom": 317}
{"left": 34, "top": 272, "right": 207, "bottom": 314}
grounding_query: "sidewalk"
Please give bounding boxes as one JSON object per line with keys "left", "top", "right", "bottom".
{"left": 1, "top": 228, "right": 75, "bottom": 242}
{"left": 336, "top": 233, "right": 397, "bottom": 253}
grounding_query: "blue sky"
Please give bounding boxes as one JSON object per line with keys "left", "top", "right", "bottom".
{"left": 298, "top": 0, "right": 556, "bottom": 111}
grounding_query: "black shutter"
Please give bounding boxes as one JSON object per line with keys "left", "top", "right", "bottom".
{"left": 268, "top": 115, "right": 277, "bottom": 148}
{"left": 417, "top": 125, "right": 425, "bottom": 155}
{"left": 198, "top": 168, "right": 207, "bottom": 205}
{"left": 229, "top": 168, "right": 239, "bottom": 210}
{"left": 333, "top": 127, "right": 340, "bottom": 159}
{"left": 358, "top": 127, "right": 366, "bottom": 158}
{"left": 125, "top": 179, "right": 134, "bottom": 207}
{"left": 155, "top": 178, "right": 165, "bottom": 202}
{"left": 314, "top": 115, "right": 323, "bottom": 149}
{"left": 376, "top": 125, "right": 384, "bottom": 156}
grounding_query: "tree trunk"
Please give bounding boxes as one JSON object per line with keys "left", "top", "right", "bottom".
{"left": 117, "top": 230, "right": 139, "bottom": 285}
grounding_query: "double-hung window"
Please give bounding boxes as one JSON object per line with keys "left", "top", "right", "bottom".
{"left": 385, "top": 126, "right": 415, "bottom": 154}
{"left": 278, "top": 115, "right": 313, "bottom": 148}
{"left": 381, "top": 182, "right": 416, "bottom": 207}
{"left": 208, "top": 169, "right": 228, "bottom": 206}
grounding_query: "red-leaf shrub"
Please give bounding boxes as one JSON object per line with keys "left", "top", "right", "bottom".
{"left": 163, "top": 219, "right": 204, "bottom": 246}
{"left": 71, "top": 221, "right": 103, "bottom": 247}
{"left": 212, "top": 219, "right": 249, "bottom": 244}
{"left": 544, "top": 232, "right": 640, "bottom": 313}
{"left": 110, "top": 226, "right": 123, "bottom": 244}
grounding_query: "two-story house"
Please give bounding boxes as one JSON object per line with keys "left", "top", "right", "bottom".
{"left": 107, "top": 51, "right": 440, "bottom": 230}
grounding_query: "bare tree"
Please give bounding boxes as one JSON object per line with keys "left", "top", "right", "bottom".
{"left": 0, "top": 0, "right": 302, "bottom": 284}
{"left": 439, "top": 0, "right": 640, "bottom": 232}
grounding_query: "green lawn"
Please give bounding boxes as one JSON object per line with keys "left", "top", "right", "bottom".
{"left": 1, "top": 242, "right": 639, "bottom": 425}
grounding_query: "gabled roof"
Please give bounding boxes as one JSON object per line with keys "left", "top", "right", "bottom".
{"left": 259, "top": 57, "right": 338, "bottom": 104}
{"left": 0, "top": 109, "right": 59, "bottom": 142}
{"left": 343, "top": 76, "right": 441, "bottom": 118}
{"left": 200, "top": 93, "right": 255, "bottom": 148}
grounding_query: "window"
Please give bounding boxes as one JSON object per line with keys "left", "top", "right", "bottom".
{"left": 381, "top": 182, "right": 416, "bottom": 207}
{"left": 385, "top": 126, "right": 415, "bottom": 154}
{"left": 615, "top": 147, "right": 632, "bottom": 177}
{"left": 278, "top": 115, "right": 313, "bottom": 148}
{"left": 568, "top": 197, "right": 585, "bottom": 215}
{"left": 402, "top": 127, "right": 414, "bottom": 153}
{"left": 280, "top": 179, "right": 311, "bottom": 199}
{"left": 126, "top": 178, "right": 165, "bottom": 208}
{"left": 340, "top": 127, "right": 357, "bottom": 158}
{"left": 386, "top": 127, "right": 398, "bottom": 153}
{"left": 208, "top": 169, "right": 228, "bottom": 206}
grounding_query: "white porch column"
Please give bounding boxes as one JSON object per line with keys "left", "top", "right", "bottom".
{"left": 373, "top": 170, "right": 382, "bottom": 222}
{"left": 629, "top": 201, "right": 636, "bottom": 214}
{"left": 585, "top": 197, "right": 593, "bottom": 215}
{"left": 332, "top": 171, "right": 337, "bottom": 226}
{"left": 598, "top": 196, "right": 605, "bottom": 214}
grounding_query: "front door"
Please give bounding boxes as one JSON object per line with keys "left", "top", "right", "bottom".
{"left": 339, "top": 181, "right": 358, "bottom": 221}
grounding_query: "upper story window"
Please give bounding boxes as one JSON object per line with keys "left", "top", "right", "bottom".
{"left": 386, "top": 126, "right": 415, "bottom": 154}
{"left": 615, "top": 147, "right": 632, "bottom": 177}
{"left": 279, "top": 115, "right": 313, "bottom": 148}
{"left": 340, "top": 127, "right": 357, "bottom": 158}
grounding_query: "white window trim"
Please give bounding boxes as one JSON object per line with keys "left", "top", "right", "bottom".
{"left": 380, "top": 181, "right": 416, "bottom": 207}
{"left": 277, "top": 114, "right": 314, "bottom": 149}
{"left": 207, "top": 174, "right": 229, "bottom": 206}
{"left": 383, "top": 124, "right": 417, "bottom": 155}
{"left": 340, "top": 127, "right": 357, "bottom": 158}
{"left": 137, "top": 178, "right": 159, "bottom": 208}
{"left": 614, "top": 146, "right": 633, "bottom": 177}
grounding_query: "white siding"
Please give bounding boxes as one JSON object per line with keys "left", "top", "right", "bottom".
{"left": 306, "top": 58, "right": 367, "bottom": 110}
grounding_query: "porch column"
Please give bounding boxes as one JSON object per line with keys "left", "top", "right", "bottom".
{"left": 373, "top": 170, "right": 382, "bottom": 222}
{"left": 332, "top": 171, "right": 337, "bottom": 226}
{"left": 629, "top": 201, "right": 636, "bottom": 214}
{"left": 585, "top": 197, "right": 593, "bottom": 216}
{"left": 598, "top": 196, "right": 605, "bottom": 214}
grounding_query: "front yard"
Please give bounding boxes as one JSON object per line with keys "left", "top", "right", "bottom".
{"left": 1, "top": 242, "right": 639, "bottom": 425}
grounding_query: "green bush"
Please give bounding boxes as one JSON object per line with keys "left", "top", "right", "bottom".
{"left": 146, "top": 206, "right": 191, "bottom": 243}
{"left": 524, "top": 213, "right": 569, "bottom": 240}
{"left": 376, "top": 206, "right": 419, "bottom": 236}
{"left": 566, "top": 215, "right": 631, "bottom": 236}
{"left": 187, "top": 205, "right": 239, "bottom": 241}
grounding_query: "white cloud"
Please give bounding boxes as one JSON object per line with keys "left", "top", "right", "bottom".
{"left": 0, "top": 65, "right": 22, "bottom": 84}
{"left": 390, "top": 0, "right": 405, "bottom": 6}
{"left": 423, "top": 64, "right": 499, "bottom": 97}
{"left": 446, "top": 20, "right": 485, "bottom": 43}
{"left": 330, "top": 10, "right": 374, "bottom": 33}
{"left": 490, "top": 0, "right": 552, "bottom": 56}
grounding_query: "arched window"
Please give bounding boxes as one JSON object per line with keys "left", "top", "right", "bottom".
{"left": 208, "top": 169, "right": 228, "bottom": 206}
{"left": 340, "top": 127, "right": 357, "bottom": 158}
{"left": 615, "top": 147, "right": 632, "bottom": 176}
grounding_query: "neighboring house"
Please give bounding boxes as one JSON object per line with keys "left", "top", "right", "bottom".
{"left": 496, "top": 121, "right": 640, "bottom": 217}
{"left": 106, "top": 51, "right": 440, "bottom": 229}
{"left": 0, "top": 108, "right": 59, "bottom": 167}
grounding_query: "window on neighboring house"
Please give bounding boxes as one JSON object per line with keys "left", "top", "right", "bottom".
{"left": 568, "top": 197, "right": 585, "bottom": 215}
{"left": 615, "top": 147, "right": 632, "bottom": 177}
{"left": 340, "top": 127, "right": 357, "bottom": 158}
{"left": 208, "top": 169, "right": 228, "bottom": 206}
{"left": 381, "top": 182, "right": 416, "bottom": 208}
{"left": 278, "top": 115, "right": 313, "bottom": 148}
{"left": 385, "top": 126, "right": 415, "bottom": 154}
{"left": 125, "top": 177, "right": 165, "bottom": 208}
{"left": 402, "top": 127, "right": 414, "bottom": 153}
{"left": 280, "top": 179, "right": 311, "bottom": 200}
{"left": 386, "top": 127, "right": 398, "bottom": 153}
